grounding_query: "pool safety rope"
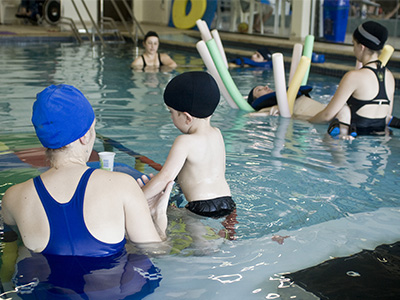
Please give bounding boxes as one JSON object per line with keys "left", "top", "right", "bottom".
{"left": 96, "top": 134, "right": 163, "bottom": 171}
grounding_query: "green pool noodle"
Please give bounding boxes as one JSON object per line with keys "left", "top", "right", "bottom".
{"left": 301, "top": 35, "right": 314, "bottom": 86}
{"left": 206, "top": 39, "right": 254, "bottom": 112}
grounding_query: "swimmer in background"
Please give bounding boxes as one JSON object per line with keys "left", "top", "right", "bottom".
{"left": 1, "top": 84, "right": 174, "bottom": 257}
{"left": 247, "top": 84, "right": 326, "bottom": 119}
{"left": 247, "top": 84, "right": 353, "bottom": 138}
{"left": 229, "top": 47, "right": 272, "bottom": 68}
{"left": 131, "top": 31, "right": 177, "bottom": 71}
{"left": 137, "top": 71, "right": 235, "bottom": 219}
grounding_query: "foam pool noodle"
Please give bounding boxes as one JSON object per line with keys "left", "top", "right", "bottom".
{"left": 287, "top": 56, "right": 311, "bottom": 115}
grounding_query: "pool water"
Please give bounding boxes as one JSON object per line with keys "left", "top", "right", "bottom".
{"left": 1, "top": 42, "right": 400, "bottom": 299}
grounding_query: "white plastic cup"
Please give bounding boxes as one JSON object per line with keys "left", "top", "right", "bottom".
{"left": 98, "top": 152, "right": 115, "bottom": 171}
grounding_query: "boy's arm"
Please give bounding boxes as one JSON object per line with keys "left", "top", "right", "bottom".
{"left": 142, "top": 135, "right": 189, "bottom": 200}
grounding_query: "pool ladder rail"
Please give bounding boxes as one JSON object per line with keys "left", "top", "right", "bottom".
{"left": 67, "top": 0, "right": 144, "bottom": 47}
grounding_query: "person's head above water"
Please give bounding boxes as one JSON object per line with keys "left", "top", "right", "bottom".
{"left": 144, "top": 31, "right": 159, "bottom": 42}
{"left": 251, "top": 47, "right": 272, "bottom": 62}
{"left": 353, "top": 21, "right": 388, "bottom": 51}
{"left": 247, "top": 85, "right": 274, "bottom": 104}
{"left": 163, "top": 71, "right": 220, "bottom": 118}
{"left": 247, "top": 84, "right": 313, "bottom": 111}
{"left": 32, "top": 84, "right": 95, "bottom": 149}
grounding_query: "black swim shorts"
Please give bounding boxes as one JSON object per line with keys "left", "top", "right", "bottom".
{"left": 185, "top": 196, "right": 236, "bottom": 218}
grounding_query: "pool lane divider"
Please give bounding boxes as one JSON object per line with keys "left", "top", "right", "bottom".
{"left": 196, "top": 19, "right": 254, "bottom": 112}
{"left": 96, "top": 134, "right": 163, "bottom": 171}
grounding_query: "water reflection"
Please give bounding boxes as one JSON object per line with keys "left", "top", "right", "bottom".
{"left": 1, "top": 238, "right": 162, "bottom": 300}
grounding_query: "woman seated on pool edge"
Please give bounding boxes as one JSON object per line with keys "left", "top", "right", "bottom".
{"left": 131, "top": 31, "right": 177, "bottom": 71}
{"left": 1, "top": 84, "right": 174, "bottom": 257}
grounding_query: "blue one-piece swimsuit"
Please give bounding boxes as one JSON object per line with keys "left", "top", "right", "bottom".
{"left": 33, "top": 168, "right": 125, "bottom": 257}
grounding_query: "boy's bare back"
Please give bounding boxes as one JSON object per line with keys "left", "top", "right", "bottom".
{"left": 170, "top": 120, "right": 230, "bottom": 201}
{"left": 140, "top": 72, "right": 235, "bottom": 218}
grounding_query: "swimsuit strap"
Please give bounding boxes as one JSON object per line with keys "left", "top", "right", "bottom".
{"left": 34, "top": 168, "right": 125, "bottom": 256}
{"left": 363, "top": 60, "right": 382, "bottom": 68}
{"left": 362, "top": 62, "right": 388, "bottom": 102}
{"left": 141, "top": 55, "right": 147, "bottom": 68}
{"left": 158, "top": 53, "right": 164, "bottom": 66}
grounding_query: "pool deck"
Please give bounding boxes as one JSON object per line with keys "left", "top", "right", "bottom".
{"left": 1, "top": 22, "right": 400, "bottom": 85}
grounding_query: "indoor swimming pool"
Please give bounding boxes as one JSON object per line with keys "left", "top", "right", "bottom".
{"left": 1, "top": 41, "right": 400, "bottom": 299}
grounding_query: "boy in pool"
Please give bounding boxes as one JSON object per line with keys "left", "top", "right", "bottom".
{"left": 138, "top": 71, "right": 235, "bottom": 218}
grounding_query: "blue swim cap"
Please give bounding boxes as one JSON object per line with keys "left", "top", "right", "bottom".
{"left": 32, "top": 84, "right": 95, "bottom": 149}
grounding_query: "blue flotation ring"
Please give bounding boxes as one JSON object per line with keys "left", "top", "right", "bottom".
{"left": 230, "top": 57, "right": 272, "bottom": 68}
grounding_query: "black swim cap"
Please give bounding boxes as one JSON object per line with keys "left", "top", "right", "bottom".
{"left": 247, "top": 87, "right": 255, "bottom": 105}
{"left": 256, "top": 47, "right": 272, "bottom": 61}
{"left": 353, "top": 21, "right": 388, "bottom": 50}
{"left": 144, "top": 31, "right": 159, "bottom": 41}
{"left": 164, "top": 72, "right": 220, "bottom": 118}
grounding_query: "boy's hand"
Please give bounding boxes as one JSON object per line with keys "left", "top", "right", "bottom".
{"left": 136, "top": 174, "right": 154, "bottom": 188}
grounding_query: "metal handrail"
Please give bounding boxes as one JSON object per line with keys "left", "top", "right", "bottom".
{"left": 79, "top": 0, "right": 106, "bottom": 46}
{"left": 121, "top": 0, "right": 145, "bottom": 45}
{"left": 71, "top": 0, "right": 93, "bottom": 45}
{"left": 60, "top": 17, "right": 83, "bottom": 44}
{"left": 110, "top": 0, "right": 135, "bottom": 43}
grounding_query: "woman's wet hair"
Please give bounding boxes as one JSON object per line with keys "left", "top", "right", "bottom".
{"left": 144, "top": 31, "right": 159, "bottom": 42}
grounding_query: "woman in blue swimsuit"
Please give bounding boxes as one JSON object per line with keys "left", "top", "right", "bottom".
{"left": 308, "top": 21, "right": 395, "bottom": 137}
{"left": 2, "top": 84, "right": 174, "bottom": 257}
{"left": 131, "top": 31, "right": 177, "bottom": 71}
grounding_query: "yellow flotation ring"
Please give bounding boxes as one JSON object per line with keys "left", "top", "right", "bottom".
{"left": 172, "top": 0, "right": 207, "bottom": 29}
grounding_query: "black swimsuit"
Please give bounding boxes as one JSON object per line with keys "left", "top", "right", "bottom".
{"left": 141, "top": 53, "right": 164, "bottom": 68}
{"left": 347, "top": 61, "right": 390, "bottom": 135}
{"left": 186, "top": 196, "right": 236, "bottom": 218}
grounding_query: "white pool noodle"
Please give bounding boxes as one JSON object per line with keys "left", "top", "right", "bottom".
{"left": 289, "top": 43, "right": 303, "bottom": 85}
{"left": 211, "top": 29, "right": 229, "bottom": 69}
{"left": 272, "top": 53, "right": 290, "bottom": 118}
{"left": 196, "top": 40, "right": 238, "bottom": 109}
{"left": 195, "top": 19, "right": 212, "bottom": 42}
